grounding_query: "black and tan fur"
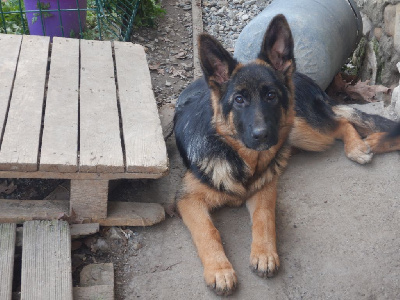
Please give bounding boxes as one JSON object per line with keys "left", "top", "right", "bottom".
{"left": 174, "top": 15, "right": 400, "bottom": 296}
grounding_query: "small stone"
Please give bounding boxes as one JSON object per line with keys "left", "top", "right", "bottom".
{"left": 394, "top": 5, "right": 400, "bottom": 53}
{"left": 80, "top": 263, "right": 114, "bottom": 287}
{"left": 384, "top": 4, "right": 396, "bottom": 37}
{"left": 92, "top": 238, "right": 110, "bottom": 253}
{"left": 374, "top": 28, "right": 382, "bottom": 41}
{"left": 217, "top": 0, "right": 228, "bottom": 7}
{"left": 244, "top": 0, "right": 256, "bottom": 6}
{"left": 217, "top": 7, "right": 226, "bottom": 16}
{"left": 106, "top": 227, "right": 125, "bottom": 240}
{"left": 241, "top": 14, "right": 249, "bottom": 21}
{"left": 361, "top": 12, "right": 372, "bottom": 37}
{"left": 165, "top": 81, "right": 172, "bottom": 87}
{"left": 131, "top": 241, "right": 143, "bottom": 251}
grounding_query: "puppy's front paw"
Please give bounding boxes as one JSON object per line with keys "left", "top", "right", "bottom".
{"left": 204, "top": 264, "right": 237, "bottom": 296}
{"left": 250, "top": 249, "right": 280, "bottom": 278}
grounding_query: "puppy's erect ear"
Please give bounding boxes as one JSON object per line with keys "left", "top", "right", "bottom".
{"left": 199, "top": 34, "right": 237, "bottom": 85}
{"left": 259, "top": 14, "right": 295, "bottom": 73}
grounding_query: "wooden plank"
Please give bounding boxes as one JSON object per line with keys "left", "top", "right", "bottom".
{"left": 0, "top": 200, "right": 69, "bottom": 223}
{"left": 0, "top": 35, "right": 50, "bottom": 172}
{"left": 113, "top": 42, "right": 168, "bottom": 174}
{"left": 73, "top": 286, "right": 114, "bottom": 300}
{"left": 79, "top": 40, "right": 124, "bottom": 173}
{"left": 0, "top": 223, "right": 16, "bottom": 300}
{"left": 0, "top": 200, "right": 165, "bottom": 226}
{"left": 21, "top": 220, "right": 72, "bottom": 300}
{"left": 0, "top": 169, "right": 166, "bottom": 180}
{"left": 70, "top": 223, "right": 99, "bottom": 239}
{"left": 95, "top": 201, "right": 165, "bottom": 226}
{"left": 0, "top": 34, "right": 22, "bottom": 141}
{"left": 70, "top": 179, "right": 108, "bottom": 220}
{"left": 191, "top": 0, "right": 203, "bottom": 78}
{"left": 40, "top": 37, "right": 79, "bottom": 173}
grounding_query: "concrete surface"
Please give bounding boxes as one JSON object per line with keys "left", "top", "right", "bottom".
{"left": 121, "top": 134, "right": 399, "bottom": 299}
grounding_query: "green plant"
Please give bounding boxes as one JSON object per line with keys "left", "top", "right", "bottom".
{"left": 81, "top": 0, "right": 115, "bottom": 40}
{"left": 134, "top": 0, "right": 165, "bottom": 27}
{"left": 31, "top": 1, "right": 53, "bottom": 24}
{"left": 0, "top": 0, "right": 29, "bottom": 34}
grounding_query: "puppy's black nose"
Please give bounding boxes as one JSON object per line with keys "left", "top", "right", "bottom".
{"left": 251, "top": 126, "right": 268, "bottom": 140}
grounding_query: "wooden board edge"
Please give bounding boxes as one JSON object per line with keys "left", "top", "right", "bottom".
{"left": 0, "top": 200, "right": 165, "bottom": 227}
{"left": 0, "top": 170, "right": 166, "bottom": 180}
{"left": 0, "top": 223, "right": 16, "bottom": 300}
{"left": 0, "top": 200, "right": 69, "bottom": 223}
{"left": 73, "top": 285, "right": 114, "bottom": 300}
{"left": 70, "top": 223, "right": 100, "bottom": 239}
{"left": 95, "top": 202, "right": 166, "bottom": 227}
{"left": 39, "top": 163, "right": 79, "bottom": 173}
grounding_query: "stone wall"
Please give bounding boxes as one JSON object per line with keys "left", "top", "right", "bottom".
{"left": 355, "top": 0, "right": 400, "bottom": 88}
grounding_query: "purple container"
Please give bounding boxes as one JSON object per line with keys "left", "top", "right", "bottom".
{"left": 24, "top": 0, "right": 87, "bottom": 38}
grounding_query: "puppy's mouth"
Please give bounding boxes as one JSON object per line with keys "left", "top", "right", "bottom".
{"left": 243, "top": 140, "right": 273, "bottom": 151}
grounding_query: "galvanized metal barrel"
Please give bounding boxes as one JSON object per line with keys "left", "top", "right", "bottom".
{"left": 234, "top": 0, "right": 363, "bottom": 90}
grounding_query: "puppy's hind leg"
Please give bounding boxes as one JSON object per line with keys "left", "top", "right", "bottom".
{"left": 332, "top": 118, "right": 373, "bottom": 164}
{"left": 289, "top": 116, "right": 373, "bottom": 164}
{"left": 177, "top": 173, "right": 237, "bottom": 296}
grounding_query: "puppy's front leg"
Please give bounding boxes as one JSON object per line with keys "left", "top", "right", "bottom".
{"left": 246, "top": 178, "right": 280, "bottom": 278}
{"left": 178, "top": 192, "right": 237, "bottom": 296}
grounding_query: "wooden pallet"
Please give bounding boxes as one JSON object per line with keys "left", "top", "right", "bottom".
{"left": 0, "top": 221, "right": 111, "bottom": 300}
{"left": 0, "top": 34, "right": 168, "bottom": 225}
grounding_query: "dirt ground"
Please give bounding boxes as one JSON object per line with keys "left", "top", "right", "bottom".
{"left": 4, "top": 0, "right": 400, "bottom": 299}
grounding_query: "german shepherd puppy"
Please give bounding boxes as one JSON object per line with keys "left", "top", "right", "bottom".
{"left": 174, "top": 15, "right": 400, "bottom": 295}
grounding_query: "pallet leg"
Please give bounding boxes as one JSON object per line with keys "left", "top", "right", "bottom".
{"left": 70, "top": 179, "right": 108, "bottom": 220}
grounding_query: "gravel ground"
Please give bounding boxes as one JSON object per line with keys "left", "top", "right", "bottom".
{"left": 202, "top": 0, "right": 272, "bottom": 51}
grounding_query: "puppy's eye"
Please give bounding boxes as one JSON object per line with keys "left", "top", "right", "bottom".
{"left": 266, "top": 91, "right": 276, "bottom": 100}
{"left": 234, "top": 95, "right": 244, "bottom": 104}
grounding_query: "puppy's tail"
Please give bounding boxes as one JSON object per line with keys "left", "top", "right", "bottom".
{"left": 385, "top": 122, "right": 400, "bottom": 140}
{"left": 332, "top": 105, "right": 398, "bottom": 137}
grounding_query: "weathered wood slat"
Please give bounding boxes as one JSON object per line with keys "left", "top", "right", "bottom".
{"left": 70, "top": 179, "right": 108, "bottom": 219}
{"left": 98, "top": 201, "right": 165, "bottom": 226}
{"left": 73, "top": 286, "right": 114, "bottom": 300}
{"left": 0, "top": 35, "right": 50, "bottom": 172}
{"left": 21, "top": 220, "right": 72, "bottom": 300}
{"left": 0, "top": 223, "right": 16, "bottom": 300}
{"left": 0, "top": 169, "right": 165, "bottom": 180}
{"left": 113, "top": 42, "right": 168, "bottom": 174}
{"left": 0, "top": 200, "right": 69, "bottom": 223}
{"left": 79, "top": 40, "right": 124, "bottom": 173}
{"left": 40, "top": 37, "right": 79, "bottom": 173}
{"left": 0, "top": 34, "right": 22, "bottom": 141}
{"left": 70, "top": 223, "right": 100, "bottom": 239}
{"left": 0, "top": 200, "right": 165, "bottom": 226}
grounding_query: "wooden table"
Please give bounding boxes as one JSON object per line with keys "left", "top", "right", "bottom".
{"left": 0, "top": 34, "right": 168, "bottom": 226}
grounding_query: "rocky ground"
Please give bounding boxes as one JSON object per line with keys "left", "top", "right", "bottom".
{"left": 202, "top": 0, "right": 272, "bottom": 51}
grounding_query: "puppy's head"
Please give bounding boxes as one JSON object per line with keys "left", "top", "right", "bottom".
{"left": 199, "top": 14, "right": 295, "bottom": 151}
